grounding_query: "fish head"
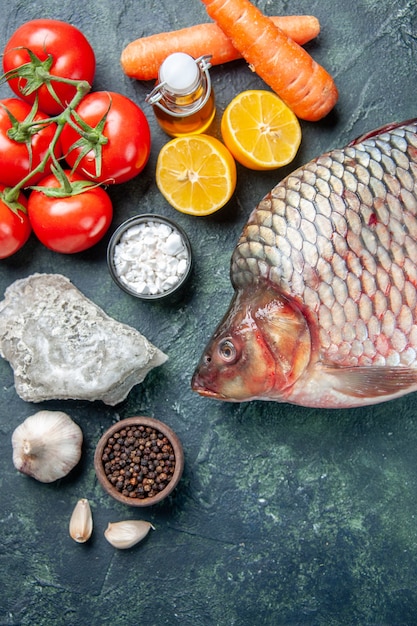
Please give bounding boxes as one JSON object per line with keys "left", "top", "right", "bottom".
{"left": 191, "top": 281, "right": 312, "bottom": 402}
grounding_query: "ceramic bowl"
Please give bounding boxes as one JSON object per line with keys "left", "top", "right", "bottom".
{"left": 94, "top": 416, "right": 184, "bottom": 507}
{"left": 107, "top": 214, "right": 193, "bottom": 301}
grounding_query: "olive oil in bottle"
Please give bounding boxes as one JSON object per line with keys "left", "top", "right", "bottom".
{"left": 146, "top": 52, "right": 216, "bottom": 137}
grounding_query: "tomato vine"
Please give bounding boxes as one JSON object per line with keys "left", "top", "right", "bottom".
{"left": 0, "top": 19, "right": 151, "bottom": 256}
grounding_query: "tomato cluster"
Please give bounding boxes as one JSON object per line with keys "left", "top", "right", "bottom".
{"left": 0, "top": 19, "right": 151, "bottom": 257}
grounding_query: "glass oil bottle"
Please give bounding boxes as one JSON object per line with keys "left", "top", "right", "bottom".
{"left": 145, "top": 52, "right": 216, "bottom": 137}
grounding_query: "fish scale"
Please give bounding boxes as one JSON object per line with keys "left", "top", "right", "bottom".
{"left": 191, "top": 119, "right": 417, "bottom": 408}
{"left": 231, "top": 121, "right": 417, "bottom": 369}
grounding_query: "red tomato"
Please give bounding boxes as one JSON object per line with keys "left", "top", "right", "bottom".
{"left": 0, "top": 98, "right": 62, "bottom": 187}
{"left": 28, "top": 171, "right": 113, "bottom": 254}
{"left": 0, "top": 186, "right": 31, "bottom": 258}
{"left": 60, "top": 91, "right": 151, "bottom": 184}
{"left": 3, "top": 19, "right": 95, "bottom": 115}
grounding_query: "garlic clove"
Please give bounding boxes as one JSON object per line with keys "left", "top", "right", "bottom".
{"left": 11, "top": 410, "right": 83, "bottom": 483}
{"left": 104, "top": 520, "right": 154, "bottom": 549}
{"left": 69, "top": 498, "right": 93, "bottom": 543}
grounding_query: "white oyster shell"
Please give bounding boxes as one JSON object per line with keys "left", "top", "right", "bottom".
{"left": 0, "top": 273, "right": 168, "bottom": 405}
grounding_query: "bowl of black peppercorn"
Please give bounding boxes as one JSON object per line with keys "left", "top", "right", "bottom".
{"left": 94, "top": 416, "right": 184, "bottom": 507}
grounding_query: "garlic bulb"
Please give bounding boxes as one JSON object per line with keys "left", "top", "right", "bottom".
{"left": 11, "top": 410, "right": 83, "bottom": 483}
{"left": 69, "top": 498, "right": 93, "bottom": 543}
{"left": 104, "top": 520, "right": 154, "bottom": 549}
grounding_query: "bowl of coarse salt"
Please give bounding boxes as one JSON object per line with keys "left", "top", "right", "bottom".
{"left": 107, "top": 214, "right": 193, "bottom": 300}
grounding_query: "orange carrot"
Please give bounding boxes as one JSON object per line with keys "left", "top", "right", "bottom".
{"left": 120, "top": 15, "right": 320, "bottom": 81}
{"left": 201, "top": 0, "right": 338, "bottom": 122}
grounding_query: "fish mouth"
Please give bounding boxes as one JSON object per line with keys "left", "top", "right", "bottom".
{"left": 193, "top": 387, "right": 223, "bottom": 399}
{"left": 191, "top": 378, "right": 239, "bottom": 401}
{"left": 191, "top": 372, "right": 224, "bottom": 399}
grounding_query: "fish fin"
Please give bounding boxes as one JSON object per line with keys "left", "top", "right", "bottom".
{"left": 323, "top": 365, "right": 417, "bottom": 399}
{"left": 348, "top": 119, "right": 417, "bottom": 145}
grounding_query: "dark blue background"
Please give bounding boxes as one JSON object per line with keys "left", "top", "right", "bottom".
{"left": 1, "top": 1, "right": 416, "bottom": 624}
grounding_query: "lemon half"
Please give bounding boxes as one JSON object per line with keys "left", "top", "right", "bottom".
{"left": 156, "top": 134, "right": 237, "bottom": 216}
{"left": 221, "top": 90, "right": 302, "bottom": 170}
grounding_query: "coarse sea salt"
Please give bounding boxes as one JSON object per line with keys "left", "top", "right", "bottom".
{"left": 113, "top": 220, "right": 190, "bottom": 296}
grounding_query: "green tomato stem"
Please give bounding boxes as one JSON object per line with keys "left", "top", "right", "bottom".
{"left": 3, "top": 78, "right": 92, "bottom": 202}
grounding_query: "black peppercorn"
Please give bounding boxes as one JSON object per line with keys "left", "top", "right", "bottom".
{"left": 101, "top": 424, "right": 176, "bottom": 499}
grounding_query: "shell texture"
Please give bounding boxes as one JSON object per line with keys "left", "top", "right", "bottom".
{"left": 0, "top": 273, "right": 167, "bottom": 405}
{"left": 231, "top": 120, "right": 417, "bottom": 369}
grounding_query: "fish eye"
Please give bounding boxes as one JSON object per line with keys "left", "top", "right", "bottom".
{"left": 218, "top": 338, "right": 237, "bottom": 363}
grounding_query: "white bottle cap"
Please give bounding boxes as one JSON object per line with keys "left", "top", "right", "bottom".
{"left": 159, "top": 53, "right": 200, "bottom": 95}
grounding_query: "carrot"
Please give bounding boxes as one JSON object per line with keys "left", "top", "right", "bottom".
{"left": 200, "top": 0, "right": 338, "bottom": 122}
{"left": 120, "top": 15, "right": 320, "bottom": 82}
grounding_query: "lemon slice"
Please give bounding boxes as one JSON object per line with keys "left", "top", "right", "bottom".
{"left": 156, "top": 134, "right": 237, "bottom": 216}
{"left": 221, "top": 90, "right": 302, "bottom": 170}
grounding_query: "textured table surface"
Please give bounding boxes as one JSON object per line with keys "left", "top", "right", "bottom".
{"left": 1, "top": 1, "right": 417, "bottom": 625}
